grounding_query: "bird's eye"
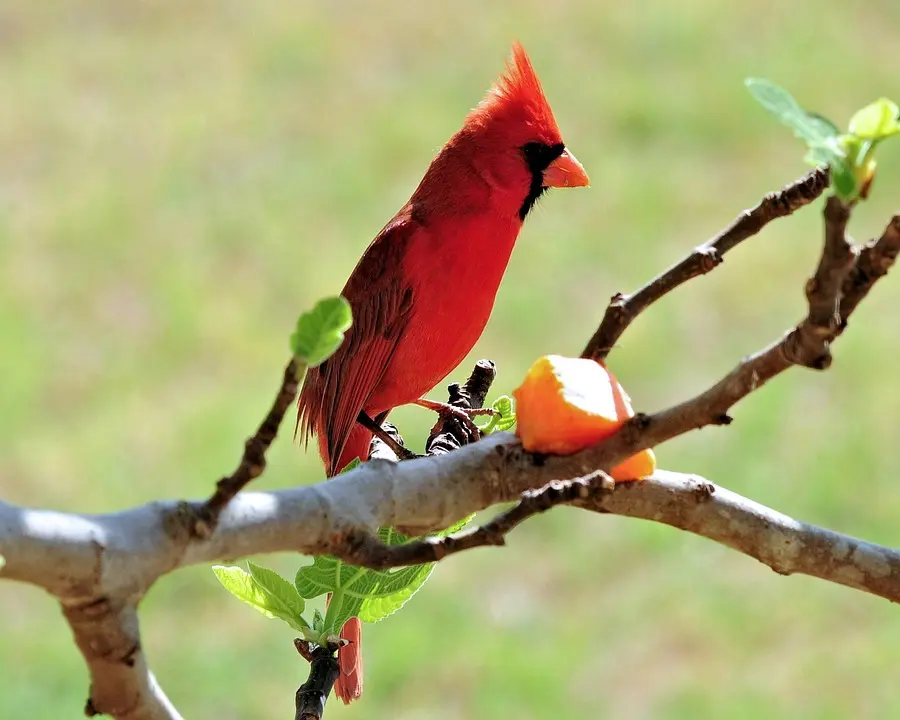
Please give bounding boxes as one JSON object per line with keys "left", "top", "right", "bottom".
{"left": 521, "top": 142, "right": 565, "bottom": 174}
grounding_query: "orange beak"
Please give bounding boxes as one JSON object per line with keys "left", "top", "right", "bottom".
{"left": 542, "top": 148, "right": 590, "bottom": 189}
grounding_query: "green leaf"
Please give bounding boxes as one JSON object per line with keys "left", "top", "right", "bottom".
{"left": 803, "top": 145, "right": 838, "bottom": 167}
{"left": 357, "top": 564, "right": 435, "bottom": 623}
{"left": 357, "top": 518, "right": 473, "bottom": 623}
{"left": 805, "top": 112, "right": 841, "bottom": 137}
{"left": 338, "top": 457, "right": 361, "bottom": 474}
{"left": 744, "top": 78, "right": 840, "bottom": 147}
{"left": 745, "top": 79, "right": 900, "bottom": 203}
{"left": 247, "top": 561, "right": 307, "bottom": 616}
{"left": 290, "top": 296, "right": 352, "bottom": 367}
{"left": 478, "top": 395, "right": 517, "bottom": 434}
{"left": 213, "top": 564, "right": 308, "bottom": 633}
{"left": 848, "top": 98, "right": 900, "bottom": 139}
{"left": 294, "top": 556, "right": 365, "bottom": 601}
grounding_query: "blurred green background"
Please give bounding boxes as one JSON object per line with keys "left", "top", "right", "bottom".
{"left": 3, "top": 1, "right": 900, "bottom": 717}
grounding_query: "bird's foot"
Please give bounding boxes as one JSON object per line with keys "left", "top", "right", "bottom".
{"left": 413, "top": 398, "right": 497, "bottom": 438}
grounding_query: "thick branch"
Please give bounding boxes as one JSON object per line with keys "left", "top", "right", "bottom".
{"left": 581, "top": 167, "right": 830, "bottom": 361}
{"left": 840, "top": 214, "right": 900, "bottom": 324}
{"left": 294, "top": 643, "right": 341, "bottom": 720}
{"left": 67, "top": 600, "right": 181, "bottom": 720}
{"left": 5, "top": 468, "right": 900, "bottom": 608}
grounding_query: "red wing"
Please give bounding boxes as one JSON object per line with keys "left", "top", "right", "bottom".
{"left": 296, "top": 210, "right": 418, "bottom": 475}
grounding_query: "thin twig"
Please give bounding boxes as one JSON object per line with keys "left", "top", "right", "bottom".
{"left": 581, "top": 167, "right": 830, "bottom": 361}
{"left": 839, "top": 214, "right": 900, "bottom": 325}
{"left": 357, "top": 411, "right": 415, "bottom": 461}
{"left": 783, "top": 195, "right": 855, "bottom": 369}
{"left": 619, "top": 207, "right": 896, "bottom": 445}
{"left": 194, "top": 358, "right": 302, "bottom": 537}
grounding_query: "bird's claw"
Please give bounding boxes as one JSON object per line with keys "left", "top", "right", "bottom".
{"left": 416, "top": 399, "right": 496, "bottom": 438}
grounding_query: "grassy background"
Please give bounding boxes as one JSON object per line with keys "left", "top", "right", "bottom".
{"left": 3, "top": 1, "right": 900, "bottom": 717}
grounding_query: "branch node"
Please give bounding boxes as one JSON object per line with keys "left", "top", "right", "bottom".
{"left": 632, "top": 413, "right": 652, "bottom": 431}
{"left": 697, "top": 246, "right": 721, "bottom": 273}
{"left": 691, "top": 480, "right": 717, "bottom": 503}
{"left": 810, "top": 353, "right": 832, "bottom": 371}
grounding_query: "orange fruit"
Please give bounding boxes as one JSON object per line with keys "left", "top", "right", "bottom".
{"left": 512, "top": 354, "right": 656, "bottom": 482}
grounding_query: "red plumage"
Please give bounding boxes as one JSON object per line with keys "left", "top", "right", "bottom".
{"left": 296, "top": 42, "right": 588, "bottom": 704}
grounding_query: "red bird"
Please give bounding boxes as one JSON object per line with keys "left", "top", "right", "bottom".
{"left": 296, "top": 43, "right": 589, "bottom": 704}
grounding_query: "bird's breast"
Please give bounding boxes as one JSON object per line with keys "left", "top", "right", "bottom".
{"left": 368, "top": 213, "right": 521, "bottom": 411}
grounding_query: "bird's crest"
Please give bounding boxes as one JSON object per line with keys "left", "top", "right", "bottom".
{"left": 466, "top": 42, "right": 563, "bottom": 146}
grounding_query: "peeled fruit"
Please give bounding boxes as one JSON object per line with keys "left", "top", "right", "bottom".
{"left": 512, "top": 354, "right": 656, "bottom": 482}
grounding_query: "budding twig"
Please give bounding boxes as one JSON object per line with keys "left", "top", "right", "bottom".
{"left": 582, "top": 167, "right": 830, "bottom": 361}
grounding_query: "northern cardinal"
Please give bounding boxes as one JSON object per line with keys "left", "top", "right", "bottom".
{"left": 296, "top": 43, "right": 589, "bottom": 704}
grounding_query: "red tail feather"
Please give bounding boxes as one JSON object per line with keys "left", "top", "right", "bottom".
{"left": 333, "top": 617, "right": 363, "bottom": 704}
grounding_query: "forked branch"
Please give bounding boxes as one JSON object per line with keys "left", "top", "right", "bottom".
{"left": 581, "top": 167, "right": 830, "bottom": 361}
{"left": 5, "top": 171, "right": 900, "bottom": 720}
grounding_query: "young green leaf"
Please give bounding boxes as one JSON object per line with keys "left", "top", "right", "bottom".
{"left": 247, "top": 561, "right": 307, "bottom": 615}
{"left": 213, "top": 564, "right": 308, "bottom": 633}
{"left": 295, "top": 554, "right": 434, "bottom": 629}
{"left": 478, "top": 395, "right": 517, "bottom": 434}
{"left": 290, "top": 296, "right": 352, "bottom": 368}
{"left": 294, "top": 556, "right": 363, "bottom": 601}
{"left": 744, "top": 78, "right": 840, "bottom": 147}
{"left": 830, "top": 164, "right": 858, "bottom": 199}
{"left": 357, "top": 521, "right": 471, "bottom": 623}
{"left": 848, "top": 98, "right": 900, "bottom": 140}
{"left": 337, "top": 457, "right": 362, "bottom": 474}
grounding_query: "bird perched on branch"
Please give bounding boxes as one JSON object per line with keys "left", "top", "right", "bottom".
{"left": 296, "top": 42, "right": 589, "bottom": 704}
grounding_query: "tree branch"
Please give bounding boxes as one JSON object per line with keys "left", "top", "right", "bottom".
{"left": 5, "top": 171, "right": 900, "bottom": 719}
{"left": 307, "top": 468, "right": 900, "bottom": 605}
{"left": 839, "top": 214, "right": 900, "bottom": 325}
{"left": 294, "top": 642, "right": 341, "bottom": 720}
{"left": 581, "top": 167, "right": 830, "bottom": 361}
{"left": 69, "top": 599, "right": 181, "bottom": 720}
{"left": 6, "top": 468, "right": 900, "bottom": 607}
